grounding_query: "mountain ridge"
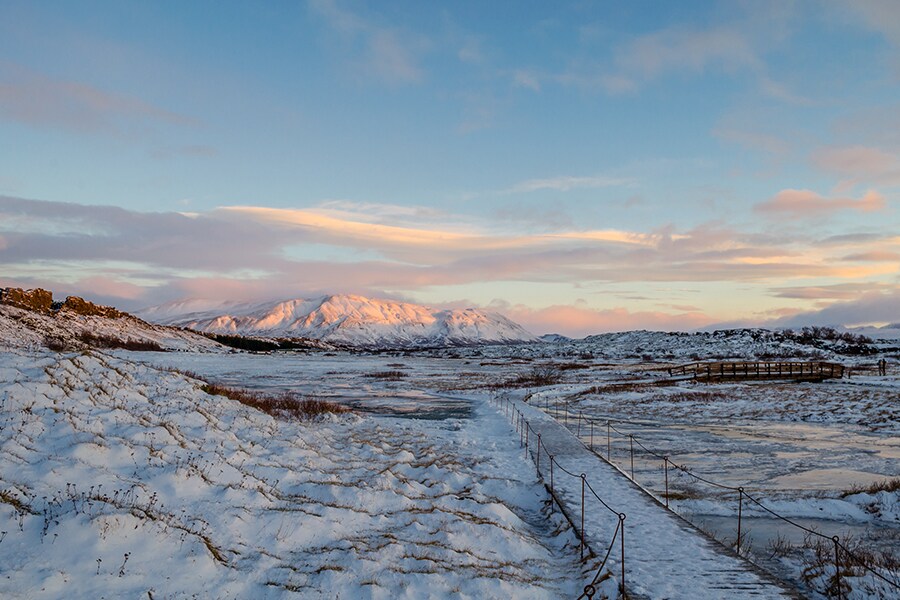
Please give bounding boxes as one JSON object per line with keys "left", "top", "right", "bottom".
{"left": 139, "top": 293, "right": 538, "bottom": 348}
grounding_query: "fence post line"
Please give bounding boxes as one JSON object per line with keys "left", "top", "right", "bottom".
{"left": 629, "top": 435, "right": 635, "bottom": 480}
{"left": 536, "top": 433, "right": 541, "bottom": 474}
{"left": 580, "top": 473, "right": 586, "bottom": 560}
{"left": 577, "top": 412, "right": 582, "bottom": 438}
{"left": 833, "top": 536, "right": 841, "bottom": 598}
{"left": 736, "top": 487, "right": 744, "bottom": 554}
{"left": 619, "top": 513, "right": 627, "bottom": 598}
{"left": 664, "top": 457, "right": 669, "bottom": 509}
{"left": 565, "top": 400, "right": 569, "bottom": 426}
{"left": 590, "top": 419, "right": 594, "bottom": 452}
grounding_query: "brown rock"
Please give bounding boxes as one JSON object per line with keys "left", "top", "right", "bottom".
{"left": 0, "top": 287, "right": 54, "bottom": 313}
{"left": 60, "top": 296, "right": 126, "bottom": 319}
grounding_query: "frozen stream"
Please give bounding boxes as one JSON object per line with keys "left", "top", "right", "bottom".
{"left": 570, "top": 417, "right": 900, "bottom": 494}
{"left": 131, "top": 350, "right": 484, "bottom": 420}
{"left": 566, "top": 414, "right": 900, "bottom": 567}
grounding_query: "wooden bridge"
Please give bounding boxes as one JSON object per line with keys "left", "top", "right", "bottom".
{"left": 667, "top": 360, "right": 845, "bottom": 382}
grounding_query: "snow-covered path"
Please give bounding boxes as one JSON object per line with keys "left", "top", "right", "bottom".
{"left": 499, "top": 394, "right": 798, "bottom": 599}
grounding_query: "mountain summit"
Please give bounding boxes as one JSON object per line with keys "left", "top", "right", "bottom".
{"left": 139, "top": 294, "right": 537, "bottom": 348}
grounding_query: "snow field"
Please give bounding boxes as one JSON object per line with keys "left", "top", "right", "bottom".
{"left": 0, "top": 349, "right": 584, "bottom": 599}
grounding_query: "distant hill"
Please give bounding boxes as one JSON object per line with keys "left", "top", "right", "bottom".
{"left": 139, "top": 294, "right": 538, "bottom": 349}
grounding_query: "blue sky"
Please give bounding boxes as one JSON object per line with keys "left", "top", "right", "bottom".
{"left": 1, "top": 0, "right": 899, "bottom": 335}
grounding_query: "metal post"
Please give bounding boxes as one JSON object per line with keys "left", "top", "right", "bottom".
{"left": 629, "top": 435, "right": 634, "bottom": 479}
{"left": 525, "top": 421, "right": 529, "bottom": 458}
{"left": 536, "top": 434, "right": 541, "bottom": 473}
{"left": 580, "top": 474, "right": 586, "bottom": 560}
{"left": 577, "top": 412, "right": 582, "bottom": 438}
{"left": 619, "top": 513, "right": 626, "bottom": 598}
{"left": 590, "top": 419, "right": 594, "bottom": 452}
{"left": 565, "top": 400, "right": 569, "bottom": 426}
{"left": 607, "top": 421, "right": 611, "bottom": 460}
{"left": 833, "top": 536, "right": 841, "bottom": 598}
{"left": 550, "top": 455, "right": 554, "bottom": 494}
{"left": 736, "top": 487, "right": 744, "bottom": 554}
{"left": 664, "top": 457, "right": 669, "bottom": 508}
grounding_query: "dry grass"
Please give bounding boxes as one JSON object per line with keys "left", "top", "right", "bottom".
{"left": 492, "top": 366, "right": 563, "bottom": 388}
{"left": 841, "top": 477, "right": 900, "bottom": 497}
{"left": 201, "top": 383, "right": 350, "bottom": 420}
{"left": 799, "top": 533, "right": 900, "bottom": 597}
{"left": 79, "top": 332, "right": 165, "bottom": 352}
{"left": 44, "top": 333, "right": 164, "bottom": 352}
{"left": 364, "top": 370, "right": 407, "bottom": 380}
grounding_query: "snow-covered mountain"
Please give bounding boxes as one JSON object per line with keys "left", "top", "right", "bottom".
{"left": 139, "top": 294, "right": 538, "bottom": 348}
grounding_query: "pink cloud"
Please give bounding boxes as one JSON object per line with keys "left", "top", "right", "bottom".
{"left": 812, "top": 145, "right": 900, "bottom": 187}
{"left": 840, "top": 251, "right": 900, "bottom": 262}
{"left": 754, "top": 188, "right": 885, "bottom": 217}
{"left": 0, "top": 63, "right": 194, "bottom": 134}
{"left": 500, "top": 303, "right": 715, "bottom": 337}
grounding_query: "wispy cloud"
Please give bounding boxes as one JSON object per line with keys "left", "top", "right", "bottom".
{"left": 616, "top": 27, "right": 760, "bottom": 83}
{"left": 754, "top": 189, "right": 886, "bottom": 217}
{"left": 812, "top": 145, "right": 900, "bottom": 188}
{"left": 833, "top": 0, "right": 900, "bottom": 46}
{"left": 309, "top": 0, "right": 426, "bottom": 84}
{"left": 506, "top": 175, "right": 632, "bottom": 193}
{"left": 0, "top": 62, "right": 194, "bottom": 134}
{"left": 494, "top": 301, "right": 714, "bottom": 336}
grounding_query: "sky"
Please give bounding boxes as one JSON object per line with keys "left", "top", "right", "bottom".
{"left": 1, "top": 0, "right": 899, "bottom": 336}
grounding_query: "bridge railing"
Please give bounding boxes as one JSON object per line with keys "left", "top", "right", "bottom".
{"left": 667, "top": 361, "right": 844, "bottom": 381}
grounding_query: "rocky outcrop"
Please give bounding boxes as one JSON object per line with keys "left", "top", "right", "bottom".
{"left": 59, "top": 296, "right": 126, "bottom": 319}
{"left": 0, "top": 288, "right": 127, "bottom": 319}
{"left": 0, "top": 288, "right": 54, "bottom": 313}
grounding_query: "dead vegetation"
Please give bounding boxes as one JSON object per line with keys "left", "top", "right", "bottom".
{"left": 491, "top": 365, "right": 564, "bottom": 388}
{"left": 364, "top": 370, "right": 407, "bottom": 380}
{"left": 841, "top": 477, "right": 900, "bottom": 497}
{"left": 795, "top": 533, "right": 900, "bottom": 597}
{"left": 201, "top": 383, "right": 350, "bottom": 420}
{"left": 43, "top": 332, "right": 165, "bottom": 352}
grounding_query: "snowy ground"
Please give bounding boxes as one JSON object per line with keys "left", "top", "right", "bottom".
{"left": 3, "top": 331, "right": 898, "bottom": 598}
{"left": 0, "top": 348, "right": 584, "bottom": 599}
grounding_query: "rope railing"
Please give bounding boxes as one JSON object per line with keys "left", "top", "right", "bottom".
{"left": 550, "top": 403, "right": 900, "bottom": 597}
{"left": 493, "top": 394, "right": 627, "bottom": 600}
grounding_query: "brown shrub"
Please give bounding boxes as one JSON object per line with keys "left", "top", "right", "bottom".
{"left": 364, "top": 370, "right": 407, "bottom": 380}
{"left": 201, "top": 384, "right": 350, "bottom": 420}
{"left": 842, "top": 477, "right": 900, "bottom": 497}
{"left": 78, "top": 331, "right": 164, "bottom": 352}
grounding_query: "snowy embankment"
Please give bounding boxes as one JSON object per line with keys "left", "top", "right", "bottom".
{"left": 0, "top": 349, "right": 582, "bottom": 598}
{"left": 0, "top": 303, "right": 223, "bottom": 353}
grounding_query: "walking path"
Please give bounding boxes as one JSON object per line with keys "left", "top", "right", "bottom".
{"left": 497, "top": 393, "right": 799, "bottom": 599}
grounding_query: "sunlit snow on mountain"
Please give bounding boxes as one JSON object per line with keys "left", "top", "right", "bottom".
{"left": 139, "top": 294, "right": 537, "bottom": 348}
